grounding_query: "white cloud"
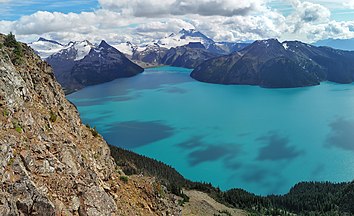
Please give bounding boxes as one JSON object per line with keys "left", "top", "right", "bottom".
{"left": 343, "top": 0, "right": 354, "bottom": 9}
{"left": 98, "top": 0, "right": 266, "bottom": 17}
{"left": 290, "top": 0, "right": 330, "bottom": 23}
{"left": 136, "top": 19, "right": 195, "bottom": 33}
{"left": 0, "top": 20, "right": 12, "bottom": 33}
{"left": 283, "top": 0, "right": 335, "bottom": 40}
{"left": 1, "top": 0, "right": 354, "bottom": 45}
{"left": 98, "top": 0, "right": 174, "bottom": 17}
{"left": 170, "top": 0, "right": 265, "bottom": 17}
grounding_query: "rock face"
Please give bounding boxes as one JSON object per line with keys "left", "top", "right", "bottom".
{"left": 46, "top": 40, "right": 143, "bottom": 93}
{"left": 191, "top": 39, "right": 354, "bottom": 88}
{"left": 161, "top": 42, "right": 219, "bottom": 69}
{"left": 182, "top": 190, "right": 247, "bottom": 216}
{"left": 0, "top": 34, "right": 180, "bottom": 215}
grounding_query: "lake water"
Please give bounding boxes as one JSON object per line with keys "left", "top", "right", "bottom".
{"left": 68, "top": 66, "right": 354, "bottom": 195}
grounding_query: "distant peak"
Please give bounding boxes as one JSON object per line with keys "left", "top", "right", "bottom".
{"left": 179, "top": 28, "right": 197, "bottom": 35}
{"left": 258, "top": 38, "right": 279, "bottom": 43}
{"left": 37, "top": 37, "right": 47, "bottom": 42}
{"left": 99, "top": 40, "right": 111, "bottom": 48}
{"left": 254, "top": 38, "right": 280, "bottom": 46}
{"left": 67, "top": 40, "right": 93, "bottom": 47}
{"left": 37, "top": 37, "right": 63, "bottom": 46}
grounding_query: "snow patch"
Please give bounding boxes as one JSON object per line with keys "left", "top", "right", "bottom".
{"left": 29, "top": 40, "right": 64, "bottom": 59}
{"left": 157, "top": 29, "right": 213, "bottom": 49}
{"left": 282, "top": 43, "right": 289, "bottom": 50}
{"left": 113, "top": 42, "right": 136, "bottom": 56}
{"left": 71, "top": 41, "right": 94, "bottom": 61}
{"left": 262, "top": 40, "right": 270, "bottom": 47}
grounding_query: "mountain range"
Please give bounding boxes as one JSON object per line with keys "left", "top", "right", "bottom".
{"left": 29, "top": 30, "right": 354, "bottom": 91}
{"left": 29, "top": 29, "right": 249, "bottom": 92}
{"left": 191, "top": 39, "right": 354, "bottom": 88}
{"left": 126, "top": 29, "right": 249, "bottom": 68}
{"left": 313, "top": 38, "right": 354, "bottom": 51}
{"left": 130, "top": 42, "right": 221, "bottom": 69}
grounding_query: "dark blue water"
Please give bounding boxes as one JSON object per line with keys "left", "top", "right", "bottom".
{"left": 68, "top": 66, "right": 354, "bottom": 195}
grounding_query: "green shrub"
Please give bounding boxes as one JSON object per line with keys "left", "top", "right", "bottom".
{"left": 12, "top": 45, "right": 23, "bottom": 65}
{"left": 15, "top": 125, "right": 22, "bottom": 133}
{"left": 3, "top": 109, "right": 9, "bottom": 117}
{"left": 12, "top": 120, "right": 23, "bottom": 133}
{"left": 91, "top": 126, "right": 99, "bottom": 137}
{"left": 49, "top": 111, "right": 57, "bottom": 122}
{"left": 4, "top": 32, "right": 23, "bottom": 65}
{"left": 85, "top": 124, "right": 99, "bottom": 137}
{"left": 4, "top": 32, "right": 17, "bottom": 47}
{"left": 119, "top": 176, "right": 129, "bottom": 183}
{"left": 7, "top": 157, "right": 15, "bottom": 166}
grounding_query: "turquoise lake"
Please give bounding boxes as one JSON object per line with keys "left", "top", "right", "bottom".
{"left": 68, "top": 66, "right": 354, "bottom": 195}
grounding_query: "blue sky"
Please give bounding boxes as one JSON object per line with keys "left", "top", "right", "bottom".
{"left": 0, "top": 0, "right": 99, "bottom": 20}
{"left": 1, "top": 0, "right": 354, "bottom": 43}
{"left": 2, "top": 0, "right": 354, "bottom": 22}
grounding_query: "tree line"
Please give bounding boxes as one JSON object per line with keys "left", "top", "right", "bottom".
{"left": 109, "top": 146, "right": 354, "bottom": 215}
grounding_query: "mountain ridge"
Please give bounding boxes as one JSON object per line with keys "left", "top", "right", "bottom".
{"left": 191, "top": 38, "right": 354, "bottom": 88}
{"left": 46, "top": 39, "right": 143, "bottom": 93}
{"left": 313, "top": 38, "right": 354, "bottom": 51}
{"left": 32, "top": 29, "right": 250, "bottom": 70}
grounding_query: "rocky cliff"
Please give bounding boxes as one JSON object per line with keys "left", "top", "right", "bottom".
{"left": 0, "top": 34, "right": 180, "bottom": 215}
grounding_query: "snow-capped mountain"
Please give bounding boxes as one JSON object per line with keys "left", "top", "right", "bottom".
{"left": 157, "top": 29, "right": 215, "bottom": 49}
{"left": 108, "top": 29, "right": 250, "bottom": 68}
{"left": 71, "top": 40, "right": 143, "bottom": 87}
{"left": 46, "top": 40, "right": 143, "bottom": 93}
{"left": 29, "top": 37, "right": 64, "bottom": 59}
{"left": 112, "top": 41, "right": 138, "bottom": 56}
{"left": 113, "top": 29, "right": 250, "bottom": 63}
{"left": 30, "top": 29, "right": 250, "bottom": 77}
{"left": 132, "top": 43, "right": 168, "bottom": 65}
{"left": 54, "top": 40, "right": 95, "bottom": 61}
